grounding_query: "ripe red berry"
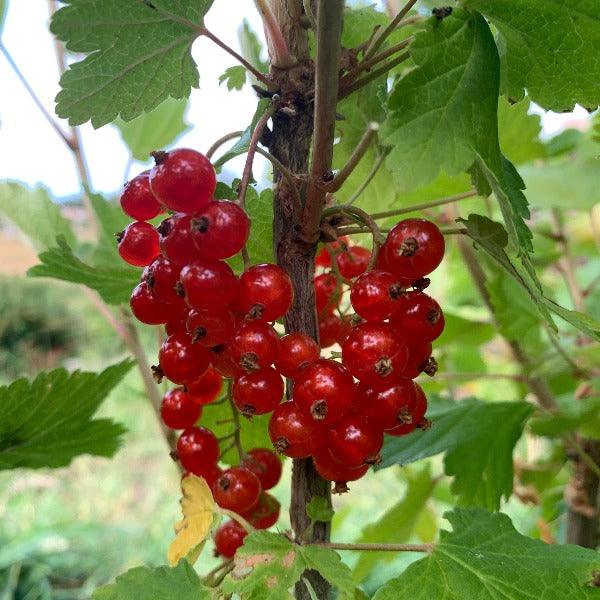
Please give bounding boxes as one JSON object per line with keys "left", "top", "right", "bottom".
{"left": 165, "top": 312, "right": 189, "bottom": 335}
{"left": 213, "top": 467, "right": 262, "bottom": 513}
{"left": 390, "top": 292, "right": 445, "bottom": 342}
{"left": 158, "top": 333, "right": 211, "bottom": 384}
{"left": 242, "top": 448, "right": 282, "bottom": 490}
{"left": 210, "top": 344, "right": 243, "bottom": 379}
{"left": 355, "top": 378, "right": 417, "bottom": 431}
{"left": 180, "top": 259, "right": 237, "bottom": 310}
{"left": 157, "top": 213, "right": 202, "bottom": 266}
{"left": 214, "top": 520, "right": 247, "bottom": 558}
{"left": 186, "top": 366, "right": 223, "bottom": 405}
{"left": 181, "top": 465, "right": 223, "bottom": 489}
{"left": 341, "top": 322, "right": 408, "bottom": 389}
{"left": 384, "top": 219, "right": 445, "bottom": 279}
{"left": 294, "top": 359, "right": 355, "bottom": 425}
{"left": 229, "top": 320, "right": 279, "bottom": 372}
{"left": 191, "top": 200, "right": 250, "bottom": 259}
{"left": 232, "top": 367, "right": 284, "bottom": 417}
{"left": 268, "top": 401, "right": 317, "bottom": 458}
{"left": 387, "top": 383, "right": 428, "bottom": 436}
{"left": 186, "top": 308, "right": 235, "bottom": 346}
{"left": 350, "top": 270, "right": 404, "bottom": 322}
{"left": 236, "top": 264, "right": 293, "bottom": 321}
{"left": 177, "top": 426, "right": 220, "bottom": 475}
{"left": 149, "top": 148, "right": 216, "bottom": 213}
{"left": 144, "top": 256, "right": 184, "bottom": 306}
{"left": 130, "top": 281, "right": 173, "bottom": 325}
{"left": 160, "top": 388, "right": 202, "bottom": 429}
{"left": 117, "top": 221, "right": 160, "bottom": 267}
{"left": 241, "top": 493, "right": 280, "bottom": 529}
{"left": 274, "top": 333, "right": 320, "bottom": 379}
{"left": 314, "top": 273, "right": 340, "bottom": 315}
{"left": 120, "top": 170, "right": 164, "bottom": 221}
{"left": 312, "top": 449, "right": 368, "bottom": 492}
{"left": 319, "top": 314, "right": 352, "bottom": 348}
{"left": 315, "top": 236, "right": 350, "bottom": 268}
{"left": 327, "top": 412, "right": 384, "bottom": 468}
{"left": 337, "top": 246, "right": 371, "bottom": 279}
{"left": 402, "top": 341, "right": 435, "bottom": 378}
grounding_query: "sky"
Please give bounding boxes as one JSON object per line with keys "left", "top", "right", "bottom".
{"left": 0, "top": 1, "right": 590, "bottom": 202}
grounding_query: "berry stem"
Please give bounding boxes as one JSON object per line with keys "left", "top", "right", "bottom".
{"left": 217, "top": 507, "right": 256, "bottom": 534}
{"left": 316, "top": 541, "right": 433, "bottom": 552}
{"left": 206, "top": 130, "right": 245, "bottom": 159}
{"left": 441, "top": 227, "right": 467, "bottom": 236}
{"left": 363, "top": 0, "right": 418, "bottom": 60}
{"left": 202, "top": 560, "right": 234, "bottom": 588}
{"left": 226, "top": 380, "right": 247, "bottom": 462}
{"left": 346, "top": 149, "right": 391, "bottom": 206}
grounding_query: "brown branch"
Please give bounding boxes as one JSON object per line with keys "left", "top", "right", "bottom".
{"left": 364, "top": 0, "right": 418, "bottom": 59}
{"left": 371, "top": 190, "right": 478, "bottom": 220}
{"left": 316, "top": 541, "right": 432, "bottom": 552}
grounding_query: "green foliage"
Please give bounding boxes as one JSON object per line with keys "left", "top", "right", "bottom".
{"left": 379, "top": 396, "right": 533, "bottom": 510}
{"left": 530, "top": 395, "right": 600, "bottom": 440}
{"left": 373, "top": 508, "right": 600, "bottom": 599}
{"left": 0, "top": 360, "right": 131, "bottom": 470}
{"left": 0, "top": 0, "right": 6, "bottom": 36}
{"left": 115, "top": 97, "right": 190, "bottom": 161}
{"left": 219, "top": 65, "right": 247, "bottom": 91}
{"left": 238, "top": 20, "right": 268, "bottom": 83}
{"left": 221, "top": 531, "right": 355, "bottom": 599}
{"left": 497, "top": 98, "right": 545, "bottom": 165}
{"left": 462, "top": 0, "right": 600, "bottom": 112}
{"left": 306, "top": 496, "right": 334, "bottom": 523}
{"left": 93, "top": 561, "right": 209, "bottom": 600}
{"left": 51, "top": 0, "right": 214, "bottom": 127}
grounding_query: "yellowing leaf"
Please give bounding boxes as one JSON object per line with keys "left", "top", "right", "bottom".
{"left": 167, "top": 475, "right": 216, "bottom": 566}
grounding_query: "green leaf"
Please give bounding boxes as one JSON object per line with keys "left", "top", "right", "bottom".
{"left": 0, "top": 182, "right": 76, "bottom": 249}
{"left": 0, "top": 360, "right": 132, "bottom": 471}
{"left": 545, "top": 129, "right": 584, "bottom": 158}
{"left": 219, "top": 65, "right": 247, "bottom": 91}
{"left": 93, "top": 561, "right": 209, "bottom": 600}
{"left": 373, "top": 508, "right": 600, "bottom": 600}
{"left": 497, "top": 98, "right": 545, "bottom": 165}
{"left": 221, "top": 532, "right": 355, "bottom": 599}
{"left": 530, "top": 395, "right": 600, "bottom": 439}
{"left": 353, "top": 466, "right": 436, "bottom": 582}
{"left": 51, "top": 1, "right": 213, "bottom": 128}
{"left": 462, "top": 0, "right": 600, "bottom": 112}
{"left": 238, "top": 20, "right": 268, "bottom": 84}
{"left": 0, "top": 0, "right": 7, "bottom": 37}
{"left": 540, "top": 297, "right": 600, "bottom": 341}
{"left": 114, "top": 97, "right": 190, "bottom": 161}
{"left": 306, "top": 497, "right": 334, "bottom": 523}
{"left": 378, "top": 396, "right": 534, "bottom": 510}
{"left": 28, "top": 236, "right": 140, "bottom": 305}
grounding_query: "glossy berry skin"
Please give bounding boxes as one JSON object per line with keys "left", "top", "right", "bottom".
{"left": 159, "top": 333, "right": 211, "bottom": 384}
{"left": 268, "top": 401, "right": 317, "bottom": 458}
{"left": 328, "top": 412, "right": 384, "bottom": 468}
{"left": 191, "top": 200, "right": 250, "bottom": 259}
{"left": 180, "top": 259, "right": 237, "bottom": 310}
{"left": 213, "top": 467, "right": 262, "bottom": 513}
{"left": 177, "top": 426, "right": 220, "bottom": 475}
{"left": 130, "top": 281, "right": 173, "bottom": 325}
{"left": 355, "top": 378, "right": 417, "bottom": 431}
{"left": 196, "top": 464, "right": 223, "bottom": 489}
{"left": 315, "top": 236, "right": 349, "bottom": 268}
{"left": 402, "top": 341, "right": 433, "bottom": 378}
{"left": 384, "top": 219, "right": 445, "bottom": 279}
{"left": 157, "top": 213, "right": 202, "bottom": 266}
{"left": 314, "top": 273, "right": 340, "bottom": 315}
{"left": 350, "top": 270, "right": 403, "bottom": 322}
{"left": 342, "top": 323, "right": 408, "bottom": 389}
{"left": 120, "top": 170, "right": 163, "bottom": 221}
{"left": 242, "top": 493, "right": 280, "bottom": 529}
{"left": 312, "top": 449, "right": 368, "bottom": 490}
{"left": 229, "top": 320, "right": 279, "bottom": 372}
{"left": 236, "top": 264, "right": 293, "bottom": 321}
{"left": 337, "top": 246, "right": 371, "bottom": 279}
{"left": 117, "top": 221, "right": 160, "bottom": 267}
{"left": 165, "top": 313, "right": 189, "bottom": 336}
{"left": 214, "top": 520, "right": 248, "bottom": 558}
{"left": 144, "top": 256, "right": 184, "bottom": 306}
{"left": 387, "top": 383, "right": 428, "bottom": 436}
{"left": 294, "top": 359, "right": 356, "bottom": 425}
{"left": 274, "top": 333, "right": 320, "bottom": 379}
{"left": 210, "top": 344, "right": 243, "bottom": 378}
{"left": 242, "top": 448, "right": 282, "bottom": 490}
{"left": 390, "top": 292, "right": 445, "bottom": 342}
{"left": 232, "top": 367, "right": 283, "bottom": 417}
{"left": 319, "top": 314, "right": 352, "bottom": 348}
{"left": 160, "top": 388, "right": 202, "bottom": 429}
{"left": 186, "top": 308, "right": 235, "bottom": 347}
{"left": 149, "top": 148, "right": 216, "bottom": 213}
{"left": 186, "top": 366, "right": 223, "bottom": 405}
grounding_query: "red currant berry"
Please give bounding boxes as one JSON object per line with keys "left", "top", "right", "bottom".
{"left": 390, "top": 292, "right": 445, "bottom": 342}
{"left": 294, "top": 359, "right": 355, "bottom": 425}
{"left": 229, "top": 320, "right": 279, "bottom": 372}
{"left": 319, "top": 313, "right": 352, "bottom": 348}
{"left": 157, "top": 213, "right": 202, "bottom": 266}
{"left": 402, "top": 341, "right": 434, "bottom": 378}
{"left": 158, "top": 333, "right": 211, "bottom": 384}
{"left": 314, "top": 273, "right": 340, "bottom": 315}
{"left": 214, "top": 520, "right": 248, "bottom": 558}
{"left": 375, "top": 250, "right": 416, "bottom": 288}
{"left": 210, "top": 343, "right": 243, "bottom": 378}
{"left": 120, "top": 170, "right": 163, "bottom": 221}
{"left": 165, "top": 312, "right": 189, "bottom": 335}
{"left": 274, "top": 333, "right": 320, "bottom": 379}
{"left": 337, "top": 246, "right": 371, "bottom": 279}
{"left": 191, "top": 200, "right": 250, "bottom": 259}
{"left": 241, "top": 493, "right": 280, "bottom": 529}
{"left": 312, "top": 449, "right": 368, "bottom": 493}
{"left": 387, "top": 383, "right": 428, "bottom": 436}
{"left": 191, "top": 463, "right": 223, "bottom": 489}
{"left": 149, "top": 148, "right": 216, "bottom": 213}
{"left": 213, "top": 467, "right": 262, "bottom": 513}
{"left": 355, "top": 378, "right": 417, "bottom": 431}
{"left": 180, "top": 259, "right": 237, "bottom": 310}
{"left": 177, "top": 426, "right": 220, "bottom": 474}
{"left": 160, "top": 388, "right": 202, "bottom": 429}
{"left": 233, "top": 367, "right": 284, "bottom": 417}
{"left": 144, "top": 256, "right": 184, "bottom": 306}
{"left": 117, "top": 221, "right": 160, "bottom": 267}
{"left": 130, "top": 281, "right": 173, "bottom": 325}
{"left": 242, "top": 448, "right": 282, "bottom": 490}
{"left": 236, "top": 264, "right": 293, "bottom": 321}
{"left": 384, "top": 219, "right": 445, "bottom": 279}
{"left": 350, "top": 270, "right": 404, "bottom": 322}
{"left": 341, "top": 322, "right": 408, "bottom": 389}
{"left": 268, "top": 401, "right": 317, "bottom": 458}
{"left": 186, "top": 366, "right": 223, "bottom": 405}
{"left": 186, "top": 308, "right": 235, "bottom": 347}
{"left": 327, "top": 412, "right": 384, "bottom": 468}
